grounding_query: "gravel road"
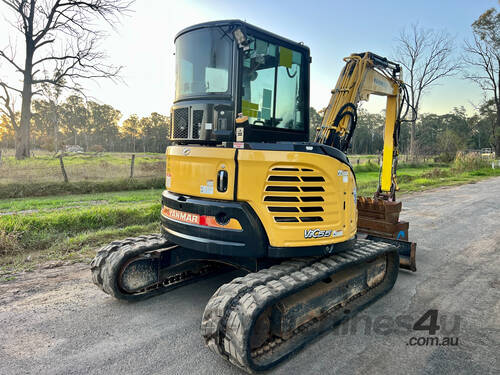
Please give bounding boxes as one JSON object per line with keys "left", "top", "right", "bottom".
{"left": 1, "top": 178, "right": 499, "bottom": 375}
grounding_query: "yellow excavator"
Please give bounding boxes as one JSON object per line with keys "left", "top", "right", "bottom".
{"left": 91, "top": 20, "right": 416, "bottom": 373}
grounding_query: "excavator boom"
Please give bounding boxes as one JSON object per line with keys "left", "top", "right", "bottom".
{"left": 315, "top": 52, "right": 405, "bottom": 199}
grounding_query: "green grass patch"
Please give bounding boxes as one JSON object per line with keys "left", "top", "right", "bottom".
{"left": 0, "top": 189, "right": 162, "bottom": 212}
{"left": 0, "top": 202, "right": 160, "bottom": 253}
{"left": 0, "top": 187, "right": 164, "bottom": 271}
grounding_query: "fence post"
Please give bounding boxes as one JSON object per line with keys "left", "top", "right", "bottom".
{"left": 59, "top": 154, "right": 69, "bottom": 183}
{"left": 130, "top": 154, "right": 135, "bottom": 178}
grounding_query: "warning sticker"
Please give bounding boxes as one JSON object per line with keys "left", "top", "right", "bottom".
{"left": 333, "top": 230, "right": 343, "bottom": 238}
{"left": 242, "top": 100, "right": 259, "bottom": 118}
{"left": 200, "top": 180, "right": 214, "bottom": 195}
{"left": 342, "top": 171, "right": 348, "bottom": 183}
{"left": 279, "top": 46, "right": 293, "bottom": 68}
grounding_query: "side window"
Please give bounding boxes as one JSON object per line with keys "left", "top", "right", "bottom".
{"left": 240, "top": 36, "right": 305, "bottom": 131}
{"left": 241, "top": 38, "right": 277, "bottom": 126}
{"left": 275, "top": 49, "right": 304, "bottom": 130}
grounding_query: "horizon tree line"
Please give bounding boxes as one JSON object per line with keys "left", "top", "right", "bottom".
{"left": 0, "top": 3, "right": 498, "bottom": 158}
{"left": 0, "top": 98, "right": 495, "bottom": 160}
{"left": 0, "top": 95, "right": 170, "bottom": 154}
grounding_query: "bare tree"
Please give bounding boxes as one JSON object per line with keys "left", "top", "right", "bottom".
{"left": 0, "top": 0, "right": 132, "bottom": 159}
{"left": 394, "top": 24, "right": 461, "bottom": 157}
{"left": 463, "top": 8, "right": 500, "bottom": 155}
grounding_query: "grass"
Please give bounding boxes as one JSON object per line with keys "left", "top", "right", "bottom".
{"left": 0, "top": 222, "right": 160, "bottom": 278}
{"left": 1, "top": 155, "right": 499, "bottom": 280}
{"left": 356, "top": 167, "right": 500, "bottom": 196}
{"left": 0, "top": 202, "right": 160, "bottom": 260}
{"left": 0, "top": 177, "right": 165, "bottom": 199}
{"left": 0, "top": 189, "right": 162, "bottom": 212}
{"left": 0, "top": 188, "right": 162, "bottom": 278}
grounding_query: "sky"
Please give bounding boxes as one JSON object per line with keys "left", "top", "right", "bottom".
{"left": 0, "top": 0, "right": 497, "bottom": 121}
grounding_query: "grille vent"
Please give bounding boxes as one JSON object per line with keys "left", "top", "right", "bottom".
{"left": 173, "top": 107, "right": 189, "bottom": 138}
{"left": 264, "top": 166, "right": 327, "bottom": 224}
{"left": 192, "top": 109, "right": 204, "bottom": 139}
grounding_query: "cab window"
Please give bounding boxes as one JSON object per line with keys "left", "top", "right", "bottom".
{"left": 275, "top": 49, "right": 303, "bottom": 130}
{"left": 240, "top": 36, "right": 305, "bottom": 131}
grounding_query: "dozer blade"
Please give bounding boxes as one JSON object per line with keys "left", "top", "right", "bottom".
{"left": 365, "top": 234, "right": 417, "bottom": 272}
{"left": 201, "top": 239, "right": 399, "bottom": 373}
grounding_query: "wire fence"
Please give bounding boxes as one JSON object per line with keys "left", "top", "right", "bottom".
{"left": 1, "top": 148, "right": 495, "bottom": 186}
{"left": 0, "top": 151, "right": 165, "bottom": 184}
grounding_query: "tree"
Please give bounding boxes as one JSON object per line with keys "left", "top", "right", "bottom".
{"left": 463, "top": 8, "right": 500, "bottom": 155}
{"left": 31, "top": 98, "right": 54, "bottom": 149}
{"left": 61, "top": 95, "right": 89, "bottom": 146}
{"left": 476, "top": 99, "right": 498, "bottom": 150}
{"left": 0, "top": 0, "right": 131, "bottom": 159}
{"left": 394, "top": 24, "right": 461, "bottom": 157}
{"left": 138, "top": 116, "right": 152, "bottom": 153}
{"left": 148, "top": 112, "right": 169, "bottom": 152}
{"left": 309, "top": 107, "right": 322, "bottom": 141}
{"left": 437, "top": 129, "right": 465, "bottom": 161}
{"left": 416, "top": 107, "right": 470, "bottom": 158}
{"left": 88, "top": 101, "right": 121, "bottom": 151}
{"left": 40, "top": 78, "right": 64, "bottom": 152}
{"left": 122, "top": 114, "right": 140, "bottom": 152}
{"left": 0, "top": 113, "right": 16, "bottom": 148}
{"left": 351, "top": 109, "right": 384, "bottom": 154}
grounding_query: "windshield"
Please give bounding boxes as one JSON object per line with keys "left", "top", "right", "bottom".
{"left": 175, "top": 27, "right": 233, "bottom": 99}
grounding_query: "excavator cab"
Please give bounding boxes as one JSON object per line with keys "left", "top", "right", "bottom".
{"left": 170, "top": 20, "right": 310, "bottom": 144}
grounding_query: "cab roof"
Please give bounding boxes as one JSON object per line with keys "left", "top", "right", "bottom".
{"left": 174, "top": 19, "right": 310, "bottom": 55}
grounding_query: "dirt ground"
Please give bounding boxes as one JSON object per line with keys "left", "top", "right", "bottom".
{"left": 1, "top": 178, "right": 499, "bottom": 375}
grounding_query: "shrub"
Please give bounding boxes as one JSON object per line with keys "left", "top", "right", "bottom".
{"left": 435, "top": 153, "right": 455, "bottom": 163}
{"left": 421, "top": 168, "right": 451, "bottom": 179}
{"left": 453, "top": 152, "right": 490, "bottom": 172}
{"left": 0, "top": 230, "right": 23, "bottom": 256}
{"left": 397, "top": 174, "right": 416, "bottom": 183}
{"left": 353, "top": 160, "right": 379, "bottom": 173}
{"left": 89, "top": 144, "right": 105, "bottom": 153}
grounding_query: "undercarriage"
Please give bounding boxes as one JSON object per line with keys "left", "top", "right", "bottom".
{"left": 91, "top": 233, "right": 401, "bottom": 372}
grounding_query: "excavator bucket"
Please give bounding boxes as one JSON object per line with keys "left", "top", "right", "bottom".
{"left": 357, "top": 197, "right": 417, "bottom": 271}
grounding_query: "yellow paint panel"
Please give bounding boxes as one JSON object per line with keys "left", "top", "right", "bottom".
{"left": 381, "top": 95, "right": 397, "bottom": 192}
{"left": 166, "top": 146, "right": 235, "bottom": 200}
{"left": 166, "top": 146, "right": 358, "bottom": 249}
{"left": 237, "top": 149, "right": 357, "bottom": 248}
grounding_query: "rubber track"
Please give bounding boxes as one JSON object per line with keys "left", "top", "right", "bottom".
{"left": 90, "top": 234, "right": 169, "bottom": 301}
{"left": 200, "top": 239, "right": 398, "bottom": 373}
